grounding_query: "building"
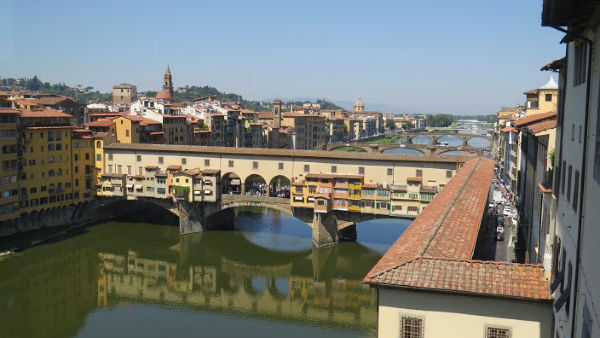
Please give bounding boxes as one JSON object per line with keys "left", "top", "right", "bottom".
{"left": 542, "top": 1, "right": 600, "bottom": 337}
{"left": 112, "top": 84, "right": 138, "bottom": 105}
{"left": 513, "top": 112, "right": 557, "bottom": 265}
{"left": 282, "top": 113, "right": 326, "bottom": 150}
{"left": 0, "top": 109, "right": 20, "bottom": 222}
{"left": 363, "top": 157, "right": 552, "bottom": 338}
{"left": 353, "top": 97, "right": 365, "bottom": 113}
{"left": 155, "top": 65, "right": 174, "bottom": 103}
{"left": 523, "top": 76, "right": 558, "bottom": 115}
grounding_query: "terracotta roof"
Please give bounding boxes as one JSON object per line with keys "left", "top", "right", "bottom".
{"left": 26, "top": 126, "right": 75, "bottom": 130}
{"left": 538, "top": 182, "right": 552, "bottom": 194}
{"left": 523, "top": 89, "right": 538, "bottom": 95}
{"left": 0, "top": 109, "right": 20, "bottom": 114}
{"left": 145, "top": 165, "right": 159, "bottom": 170}
{"left": 155, "top": 172, "right": 167, "bottom": 177}
{"left": 33, "top": 95, "right": 73, "bottom": 106}
{"left": 526, "top": 119, "right": 557, "bottom": 134}
{"left": 363, "top": 183, "right": 377, "bottom": 189}
{"left": 167, "top": 165, "right": 182, "bottom": 170}
{"left": 513, "top": 111, "right": 557, "bottom": 127}
{"left": 20, "top": 109, "right": 72, "bottom": 118}
{"left": 102, "top": 173, "right": 126, "bottom": 179}
{"left": 104, "top": 143, "right": 471, "bottom": 164}
{"left": 149, "top": 131, "right": 164, "bottom": 135}
{"left": 156, "top": 89, "right": 173, "bottom": 100}
{"left": 363, "top": 157, "right": 551, "bottom": 301}
{"left": 201, "top": 169, "right": 219, "bottom": 175}
{"left": 85, "top": 119, "right": 114, "bottom": 127}
{"left": 133, "top": 174, "right": 145, "bottom": 179}
{"left": 501, "top": 127, "right": 519, "bottom": 133}
{"left": 406, "top": 177, "right": 422, "bottom": 182}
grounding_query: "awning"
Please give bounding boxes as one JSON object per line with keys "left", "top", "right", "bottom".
{"left": 294, "top": 197, "right": 303, "bottom": 201}
{"left": 194, "top": 190, "right": 201, "bottom": 195}
{"left": 204, "top": 190, "right": 212, "bottom": 194}
{"left": 126, "top": 184, "right": 133, "bottom": 188}
{"left": 135, "top": 185, "right": 142, "bottom": 190}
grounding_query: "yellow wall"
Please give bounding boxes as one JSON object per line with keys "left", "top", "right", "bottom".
{"left": 0, "top": 115, "right": 19, "bottom": 221}
{"left": 378, "top": 288, "right": 552, "bottom": 338}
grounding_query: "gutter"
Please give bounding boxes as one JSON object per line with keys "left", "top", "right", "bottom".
{"left": 550, "top": 25, "right": 592, "bottom": 338}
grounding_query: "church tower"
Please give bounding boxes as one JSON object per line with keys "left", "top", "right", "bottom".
{"left": 156, "top": 65, "right": 174, "bottom": 102}
{"left": 273, "top": 99, "right": 282, "bottom": 128}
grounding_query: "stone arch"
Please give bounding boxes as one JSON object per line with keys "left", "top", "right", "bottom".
{"left": 244, "top": 174, "right": 267, "bottom": 196}
{"left": 267, "top": 175, "right": 291, "bottom": 198}
{"left": 221, "top": 172, "right": 242, "bottom": 195}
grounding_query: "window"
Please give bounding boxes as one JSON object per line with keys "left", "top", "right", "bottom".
{"left": 158, "top": 157, "right": 163, "bottom": 164}
{"left": 574, "top": 42, "right": 587, "bottom": 86}
{"left": 85, "top": 153, "right": 89, "bottom": 160}
{"left": 400, "top": 316, "right": 423, "bottom": 338}
{"left": 108, "top": 153, "right": 113, "bottom": 161}
{"left": 205, "top": 159, "right": 210, "bottom": 166}
{"left": 137, "top": 155, "right": 141, "bottom": 162}
{"left": 331, "top": 165, "right": 337, "bottom": 173}
{"left": 545, "top": 93, "right": 552, "bottom": 102}
{"left": 446, "top": 170, "right": 452, "bottom": 178}
{"left": 486, "top": 327, "right": 510, "bottom": 338}
{"left": 96, "top": 141, "right": 101, "bottom": 148}
{"left": 253, "top": 161, "right": 258, "bottom": 169}
{"left": 279, "top": 162, "right": 284, "bottom": 170}
{"left": 358, "top": 167, "right": 364, "bottom": 175}
{"left": 117, "top": 165, "right": 122, "bottom": 173}
{"left": 579, "top": 125, "right": 582, "bottom": 143}
{"left": 127, "top": 166, "right": 132, "bottom": 175}
{"left": 126, "top": 129, "right": 130, "bottom": 137}
{"left": 416, "top": 169, "right": 423, "bottom": 177}
{"left": 74, "top": 154, "right": 78, "bottom": 161}
{"left": 96, "top": 154, "right": 102, "bottom": 161}
{"left": 387, "top": 168, "right": 393, "bottom": 176}
{"left": 407, "top": 206, "right": 418, "bottom": 212}
{"left": 304, "top": 164, "right": 310, "bottom": 172}
{"left": 561, "top": 160, "right": 566, "bottom": 195}
{"left": 567, "top": 165, "right": 572, "bottom": 202}
{"left": 181, "top": 158, "right": 186, "bottom": 165}
{"left": 228, "top": 160, "right": 234, "bottom": 167}
{"left": 573, "top": 170, "right": 579, "bottom": 211}
{"left": 74, "top": 166, "right": 79, "bottom": 173}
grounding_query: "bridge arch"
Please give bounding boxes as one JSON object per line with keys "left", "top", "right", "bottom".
{"left": 245, "top": 174, "right": 267, "bottom": 196}
{"left": 222, "top": 172, "right": 242, "bottom": 195}
{"left": 268, "top": 175, "right": 291, "bottom": 198}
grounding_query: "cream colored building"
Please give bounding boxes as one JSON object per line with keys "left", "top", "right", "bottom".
{"left": 523, "top": 76, "right": 558, "bottom": 115}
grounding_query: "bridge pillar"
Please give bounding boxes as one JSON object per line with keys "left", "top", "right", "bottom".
{"left": 177, "top": 200, "right": 222, "bottom": 235}
{"left": 312, "top": 212, "right": 340, "bottom": 247}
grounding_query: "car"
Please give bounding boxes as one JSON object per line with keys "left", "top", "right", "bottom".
{"left": 496, "top": 233, "right": 505, "bottom": 241}
{"left": 503, "top": 208, "right": 513, "bottom": 216}
{"left": 497, "top": 215, "right": 504, "bottom": 226}
{"left": 496, "top": 226, "right": 505, "bottom": 234}
{"left": 488, "top": 202, "right": 496, "bottom": 208}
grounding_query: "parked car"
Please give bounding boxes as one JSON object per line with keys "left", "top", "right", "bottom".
{"left": 488, "top": 202, "right": 496, "bottom": 208}
{"left": 496, "top": 226, "right": 505, "bottom": 234}
{"left": 496, "top": 233, "right": 505, "bottom": 241}
{"left": 497, "top": 215, "right": 504, "bottom": 226}
{"left": 503, "top": 207, "right": 513, "bottom": 216}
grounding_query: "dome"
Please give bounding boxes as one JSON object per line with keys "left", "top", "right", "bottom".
{"left": 156, "top": 89, "right": 173, "bottom": 101}
{"left": 540, "top": 76, "right": 558, "bottom": 90}
{"left": 354, "top": 96, "right": 365, "bottom": 107}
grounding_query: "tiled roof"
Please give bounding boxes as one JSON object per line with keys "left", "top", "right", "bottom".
{"left": 0, "top": 109, "right": 20, "bottom": 114}
{"left": 20, "top": 109, "right": 72, "bottom": 118}
{"left": 526, "top": 119, "right": 557, "bottom": 134}
{"left": 85, "top": 119, "right": 114, "bottom": 127}
{"left": 523, "top": 89, "right": 538, "bottom": 95}
{"left": 363, "top": 157, "right": 551, "bottom": 301}
{"left": 33, "top": 95, "right": 73, "bottom": 106}
{"left": 406, "top": 177, "right": 422, "bottom": 182}
{"left": 202, "top": 169, "right": 220, "bottom": 175}
{"left": 167, "top": 165, "right": 182, "bottom": 170}
{"left": 104, "top": 143, "right": 471, "bottom": 164}
{"left": 500, "top": 127, "right": 518, "bottom": 133}
{"left": 513, "top": 111, "right": 557, "bottom": 127}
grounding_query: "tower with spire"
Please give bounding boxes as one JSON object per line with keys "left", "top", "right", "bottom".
{"left": 156, "top": 65, "right": 174, "bottom": 102}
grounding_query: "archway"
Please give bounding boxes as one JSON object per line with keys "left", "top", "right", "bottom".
{"left": 268, "top": 175, "right": 291, "bottom": 198}
{"left": 245, "top": 174, "right": 267, "bottom": 196}
{"left": 222, "top": 172, "right": 242, "bottom": 195}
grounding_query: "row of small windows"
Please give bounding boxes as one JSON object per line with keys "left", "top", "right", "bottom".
{"left": 398, "top": 316, "right": 510, "bottom": 338}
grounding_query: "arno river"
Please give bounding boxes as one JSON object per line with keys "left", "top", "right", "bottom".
{"left": 0, "top": 207, "right": 410, "bottom": 338}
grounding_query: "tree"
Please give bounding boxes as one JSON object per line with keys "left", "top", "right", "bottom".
{"left": 426, "top": 114, "right": 455, "bottom": 127}
{"left": 386, "top": 118, "right": 396, "bottom": 130}
{"left": 26, "top": 76, "right": 42, "bottom": 91}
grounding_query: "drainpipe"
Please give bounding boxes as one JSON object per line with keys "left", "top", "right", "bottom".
{"left": 551, "top": 25, "right": 593, "bottom": 338}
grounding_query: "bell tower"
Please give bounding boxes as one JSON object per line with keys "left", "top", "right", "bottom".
{"left": 163, "top": 65, "right": 173, "bottom": 97}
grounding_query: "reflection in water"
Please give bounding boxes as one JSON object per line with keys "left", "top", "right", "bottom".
{"left": 440, "top": 150, "right": 469, "bottom": 156}
{"left": 436, "top": 135, "right": 463, "bottom": 147}
{"left": 0, "top": 207, "right": 409, "bottom": 337}
{"left": 411, "top": 135, "right": 433, "bottom": 145}
{"left": 382, "top": 147, "right": 423, "bottom": 154}
{"left": 467, "top": 137, "right": 491, "bottom": 149}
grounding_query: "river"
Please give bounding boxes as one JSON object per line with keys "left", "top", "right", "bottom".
{"left": 0, "top": 207, "right": 411, "bottom": 338}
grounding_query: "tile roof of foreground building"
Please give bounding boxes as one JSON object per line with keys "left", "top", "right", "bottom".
{"left": 513, "top": 111, "right": 557, "bottom": 127}
{"left": 104, "top": 143, "right": 473, "bottom": 164}
{"left": 363, "top": 157, "right": 551, "bottom": 302}
{"left": 526, "top": 118, "right": 557, "bottom": 134}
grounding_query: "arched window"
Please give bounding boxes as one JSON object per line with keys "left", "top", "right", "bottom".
{"left": 49, "top": 170, "right": 55, "bottom": 177}
{"left": 96, "top": 141, "right": 101, "bottom": 149}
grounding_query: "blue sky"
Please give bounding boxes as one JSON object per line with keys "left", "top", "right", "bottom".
{"left": 0, "top": 0, "right": 564, "bottom": 114}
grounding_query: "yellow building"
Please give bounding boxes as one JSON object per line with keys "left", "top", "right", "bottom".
{"left": 0, "top": 109, "right": 20, "bottom": 222}
{"left": 112, "top": 116, "right": 141, "bottom": 143}
{"left": 282, "top": 113, "right": 326, "bottom": 150}
{"left": 523, "top": 76, "right": 558, "bottom": 115}
{"left": 163, "top": 115, "right": 186, "bottom": 144}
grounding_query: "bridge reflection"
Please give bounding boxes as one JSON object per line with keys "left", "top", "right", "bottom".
{"left": 97, "top": 232, "right": 380, "bottom": 331}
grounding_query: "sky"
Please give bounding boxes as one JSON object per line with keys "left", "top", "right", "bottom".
{"left": 0, "top": 0, "right": 565, "bottom": 114}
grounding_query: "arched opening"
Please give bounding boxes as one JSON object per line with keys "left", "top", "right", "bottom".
{"left": 245, "top": 174, "right": 267, "bottom": 196}
{"left": 268, "top": 175, "right": 291, "bottom": 198}
{"left": 221, "top": 172, "right": 242, "bottom": 195}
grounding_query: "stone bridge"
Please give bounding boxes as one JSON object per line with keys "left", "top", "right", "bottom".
{"left": 92, "top": 194, "right": 391, "bottom": 247}
{"left": 328, "top": 142, "right": 485, "bottom": 155}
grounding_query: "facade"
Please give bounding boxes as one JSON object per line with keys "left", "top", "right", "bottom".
{"left": 112, "top": 84, "right": 138, "bottom": 105}
{"left": 542, "top": 1, "right": 600, "bottom": 337}
{"left": 364, "top": 158, "right": 552, "bottom": 338}
{"left": 523, "top": 76, "right": 559, "bottom": 115}
{"left": 155, "top": 65, "right": 174, "bottom": 103}
{"left": 0, "top": 108, "right": 95, "bottom": 227}
{"left": 282, "top": 113, "right": 326, "bottom": 150}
